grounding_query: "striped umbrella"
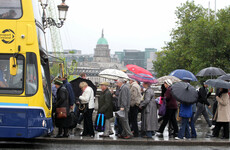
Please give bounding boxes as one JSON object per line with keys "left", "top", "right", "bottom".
{"left": 128, "top": 73, "right": 158, "bottom": 84}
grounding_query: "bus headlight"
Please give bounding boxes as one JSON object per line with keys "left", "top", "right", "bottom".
{"left": 42, "top": 120, "right": 47, "bottom": 127}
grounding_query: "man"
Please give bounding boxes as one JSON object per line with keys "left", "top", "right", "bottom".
{"left": 194, "top": 82, "right": 213, "bottom": 128}
{"left": 62, "top": 75, "right": 75, "bottom": 110}
{"left": 116, "top": 78, "right": 133, "bottom": 139}
{"left": 0, "top": 10, "right": 17, "bottom": 19}
{"left": 129, "top": 79, "right": 142, "bottom": 137}
{"left": 98, "top": 82, "right": 113, "bottom": 137}
{"left": 79, "top": 72, "right": 87, "bottom": 79}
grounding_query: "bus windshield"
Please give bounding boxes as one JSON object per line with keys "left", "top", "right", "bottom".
{"left": 0, "top": 0, "right": 22, "bottom": 19}
{"left": 0, "top": 54, "right": 24, "bottom": 94}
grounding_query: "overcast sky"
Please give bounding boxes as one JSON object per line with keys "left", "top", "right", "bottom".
{"left": 58, "top": 0, "right": 230, "bottom": 54}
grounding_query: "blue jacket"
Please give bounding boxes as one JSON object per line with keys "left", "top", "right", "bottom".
{"left": 63, "top": 79, "right": 75, "bottom": 106}
{"left": 179, "top": 103, "right": 192, "bottom": 118}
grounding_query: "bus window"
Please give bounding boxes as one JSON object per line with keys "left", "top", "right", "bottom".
{"left": 41, "top": 65, "right": 51, "bottom": 109}
{"left": 0, "top": 54, "right": 24, "bottom": 94}
{"left": 0, "top": 0, "right": 22, "bottom": 19}
{"left": 25, "top": 52, "right": 38, "bottom": 96}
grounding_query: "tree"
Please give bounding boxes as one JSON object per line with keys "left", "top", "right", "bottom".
{"left": 153, "top": 1, "right": 230, "bottom": 77}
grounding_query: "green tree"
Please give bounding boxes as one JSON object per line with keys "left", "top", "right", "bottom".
{"left": 153, "top": 1, "right": 230, "bottom": 77}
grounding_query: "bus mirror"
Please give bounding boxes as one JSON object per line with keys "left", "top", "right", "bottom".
{"left": 10, "top": 57, "right": 18, "bottom": 76}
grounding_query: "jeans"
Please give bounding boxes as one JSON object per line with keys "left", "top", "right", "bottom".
{"left": 83, "top": 108, "right": 95, "bottom": 136}
{"left": 178, "top": 117, "right": 190, "bottom": 139}
{"left": 129, "top": 105, "right": 139, "bottom": 136}
{"left": 158, "top": 109, "right": 178, "bottom": 136}
{"left": 190, "top": 112, "right": 197, "bottom": 138}
{"left": 194, "top": 102, "right": 212, "bottom": 127}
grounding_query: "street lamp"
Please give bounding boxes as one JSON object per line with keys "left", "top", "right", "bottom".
{"left": 40, "top": 0, "right": 49, "bottom": 9}
{"left": 42, "top": 0, "right": 69, "bottom": 29}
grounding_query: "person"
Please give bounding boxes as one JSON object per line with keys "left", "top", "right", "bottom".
{"left": 194, "top": 82, "right": 213, "bottom": 129}
{"left": 116, "top": 78, "right": 133, "bottom": 139}
{"left": 176, "top": 102, "right": 193, "bottom": 139}
{"left": 213, "top": 88, "right": 230, "bottom": 139}
{"left": 79, "top": 72, "right": 87, "bottom": 79}
{"left": 157, "top": 79, "right": 178, "bottom": 138}
{"left": 129, "top": 79, "right": 142, "bottom": 137}
{"left": 190, "top": 103, "right": 197, "bottom": 138}
{"left": 139, "top": 82, "right": 158, "bottom": 138}
{"left": 51, "top": 76, "right": 57, "bottom": 126}
{"left": 79, "top": 82, "right": 95, "bottom": 137}
{"left": 62, "top": 75, "right": 75, "bottom": 110}
{"left": 0, "top": 64, "right": 8, "bottom": 87}
{"left": 54, "top": 78, "right": 70, "bottom": 138}
{"left": 0, "top": 10, "right": 17, "bottom": 19}
{"left": 98, "top": 82, "right": 113, "bottom": 137}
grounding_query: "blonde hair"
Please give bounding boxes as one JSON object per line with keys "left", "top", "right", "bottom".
{"left": 79, "top": 82, "right": 88, "bottom": 88}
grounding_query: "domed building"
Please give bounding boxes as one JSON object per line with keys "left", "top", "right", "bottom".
{"left": 93, "top": 30, "right": 111, "bottom": 62}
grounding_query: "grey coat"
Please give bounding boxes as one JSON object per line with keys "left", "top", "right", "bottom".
{"left": 140, "top": 87, "right": 158, "bottom": 131}
{"left": 118, "top": 84, "right": 131, "bottom": 112}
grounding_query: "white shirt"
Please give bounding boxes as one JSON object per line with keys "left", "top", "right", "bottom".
{"left": 79, "top": 86, "right": 95, "bottom": 109}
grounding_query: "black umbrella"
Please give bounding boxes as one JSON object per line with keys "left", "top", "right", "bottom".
{"left": 205, "top": 79, "right": 230, "bottom": 89}
{"left": 217, "top": 74, "right": 230, "bottom": 81}
{"left": 196, "top": 67, "right": 226, "bottom": 77}
{"left": 70, "top": 77, "right": 97, "bottom": 98}
{"left": 171, "top": 82, "right": 198, "bottom": 104}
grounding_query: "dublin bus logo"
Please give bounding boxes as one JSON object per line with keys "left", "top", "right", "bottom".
{"left": 0, "top": 29, "right": 15, "bottom": 44}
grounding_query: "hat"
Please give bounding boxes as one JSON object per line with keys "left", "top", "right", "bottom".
{"left": 54, "top": 78, "right": 63, "bottom": 85}
{"left": 100, "top": 82, "right": 110, "bottom": 86}
{"left": 164, "top": 79, "right": 172, "bottom": 86}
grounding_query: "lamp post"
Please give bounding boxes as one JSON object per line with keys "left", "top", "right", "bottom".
{"left": 42, "top": 0, "right": 69, "bottom": 29}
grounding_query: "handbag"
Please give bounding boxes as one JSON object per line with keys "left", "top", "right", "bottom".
{"left": 56, "top": 107, "right": 67, "bottom": 119}
{"left": 95, "top": 113, "right": 106, "bottom": 132}
{"left": 78, "top": 103, "right": 88, "bottom": 113}
{"left": 158, "top": 98, "right": 166, "bottom": 116}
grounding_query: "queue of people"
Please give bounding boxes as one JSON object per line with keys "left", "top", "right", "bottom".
{"left": 51, "top": 73, "right": 230, "bottom": 140}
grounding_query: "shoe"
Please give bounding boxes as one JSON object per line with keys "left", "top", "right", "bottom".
{"left": 174, "top": 137, "right": 182, "bottom": 140}
{"left": 80, "top": 133, "right": 87, "bottom": 136}
{"left": 63, "top": 134, "right": 69, "bottom": 138}
{"left": 142, "top": 135, "right": 152, "bottom": 138}
{"left": 221, "top": 137, "right": 229, "bottom": 139}
{"left": 118, "top": 134, "right": 123, "bottom": 138}
{"left": 109, "top": 131, "right": 114, "bottom": 135}
{"left": 123, "top": 136, "right": 132, "bottom": 139}
{"left": 90, "top": 135, "right": 95, "bottom": 138}
{"left": 99, "top": 134, "right": 109, "bottom": 138}
{"left": 156, "top": 132, "right": 163, "bottom": 138}
{"left": 210, "top": 125, "right": 215, "bottom": 130}
{"left": 55, "top": 134, "right": 62, "bottom": 138}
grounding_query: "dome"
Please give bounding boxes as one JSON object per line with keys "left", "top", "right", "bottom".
{"left": 97, "top": 37, "right": 108, "bottom": 45}
{"left": 97, "top": 29, "right": 108, "bottom": 45}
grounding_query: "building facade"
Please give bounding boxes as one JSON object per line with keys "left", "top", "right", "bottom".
{"left": 93, "top": 30, "right": 111, "bottom": 62}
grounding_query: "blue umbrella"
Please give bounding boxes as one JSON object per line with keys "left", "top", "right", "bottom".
{"left": 169, "top": 69, "right": 197, "bottom": 82}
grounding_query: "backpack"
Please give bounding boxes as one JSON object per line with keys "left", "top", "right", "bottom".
{"left": 94, "top": 113, "right": 105, "bottom": 132}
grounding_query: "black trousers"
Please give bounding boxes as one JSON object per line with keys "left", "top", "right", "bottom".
{"left": 83, "top": 108, "right": 95, "bottom": 136}
{"left": 158, "top": 109, "right": 178, "bottom": 136}
{"left": 213, "top": 122, "right": 229, "bottom": 138}
{"left": 129, "top": 105, "right": 139, "bottom": 136}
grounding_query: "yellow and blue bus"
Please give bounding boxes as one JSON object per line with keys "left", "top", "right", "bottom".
{"left": 0, "top": 0, "right": 53, "bottom": 138}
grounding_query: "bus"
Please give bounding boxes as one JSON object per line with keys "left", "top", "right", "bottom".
{"left": 0, "top": 0, "right": 54, "bottom": 138}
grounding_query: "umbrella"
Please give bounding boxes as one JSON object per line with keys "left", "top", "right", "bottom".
{"left": 171, "top": 82, "right": 198, "bottom": 104}
{"left": 204, "top": 79, "right": 230, "bottom": 89}
{"left": 126, "top": 64, "right": 153, "bottom": 76}
{"left": 99, "top": 69, "right": 129, "bottom": 80}
{"left": 157, "top": 76, "right": 181, "bottom": 85}
{"left": 169, "top": 69, "right": 197, "bottom": 81}
{"left": 217, "top": 74, "right": 230, "bottom": 81}
{"left": 196, "top": 67, "right": 226, "bottom": 77}
{"left": 128, "top": 73, "right": 158, "bottom": 84}
{"left": 70, "top": 77, "right": 97, "bottom": 98}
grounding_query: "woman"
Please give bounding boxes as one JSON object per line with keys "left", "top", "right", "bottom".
{"left": 157, "top": 79, "right": 178, "bottom": 138}
{"left": 79, "top": 82, "right": 95, "bottom": 137}
{"left": 139, "top": 82, "right": 158, "bottom": 138}
{"left": 213, "top": 88, "right": 230, "bottom": 139}
{"left": 54, "top": 78, "right": 70, "bottom": 138}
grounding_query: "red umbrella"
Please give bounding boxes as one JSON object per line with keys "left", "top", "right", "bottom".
{"left": 126, "top": 64, "right": 153, "bottom": 77}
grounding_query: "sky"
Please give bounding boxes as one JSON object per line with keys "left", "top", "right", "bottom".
{"left": 57, "top": 0, "right": 230, "bottom": 54}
